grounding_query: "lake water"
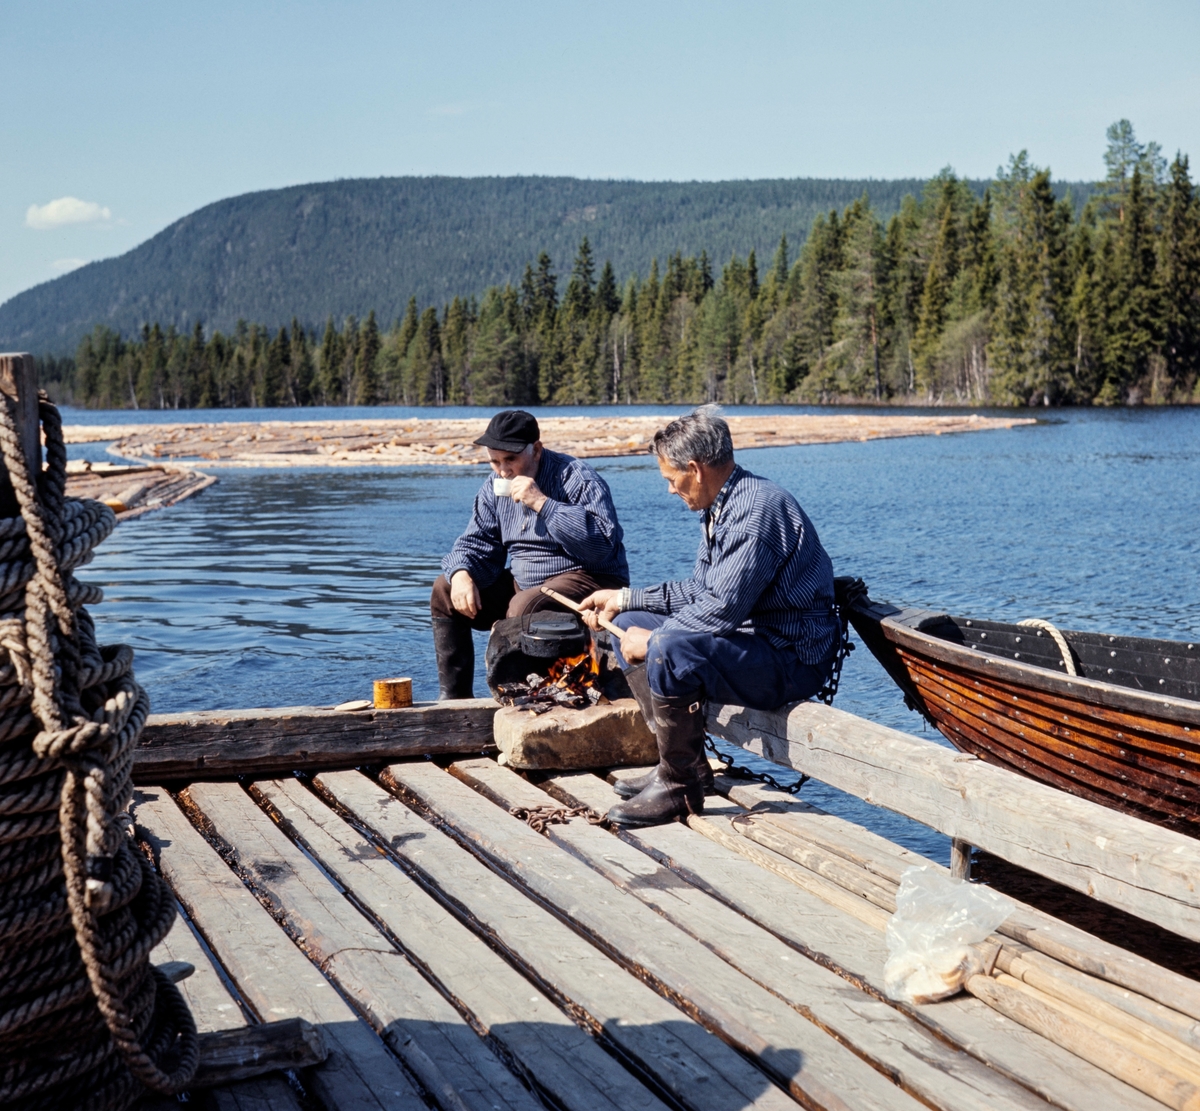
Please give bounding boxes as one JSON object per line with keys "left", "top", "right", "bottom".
{"left": 69, "top": 404, "right": 1200, "bottom": 865}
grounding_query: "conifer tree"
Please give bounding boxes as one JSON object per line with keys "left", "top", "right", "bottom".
{"left": 317, "top": 318, "right": 342, "bottom": 403}
{"left": 354, "top": 310, "right": 380, "bottom": 405}
{"left": 595, "top": 261, "right": 620, "bottom": 316}
{"left": 264, "top": 325, "right": 289, "bottom": 407}
{"left": 833, "top": 200, "right": 886, "bottom": 399}
{"left": 563, "top": 238, "right": 595, "bottom": 318}
{"left": 1157, "top": 155, "right": 1200, "bottom": 397}
{"left": 441, "top": 298, "right": 472, "bottom": 404}
{"left": 772, "top": 236, "right": 789, "bottom": 290}
{"left": 289, "top": 317, "right": 313, "bottom": 405}
{"left": 410, "top": 307, "right": 445, "bottom": 404}
{"left": 989, "top": 169, "right": 1072, "bottom": 404}
{"left": 1097, "top": 168, "right": 1161, "bottom": 403}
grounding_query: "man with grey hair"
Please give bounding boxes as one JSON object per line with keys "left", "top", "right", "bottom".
{"left": 579, "top": 405, "right": 839, "bottom": 826}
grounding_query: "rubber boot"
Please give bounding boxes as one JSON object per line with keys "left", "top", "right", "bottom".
{"left": 607, "top": 695, "right": 706, "bottom": 827}
{"left": 613, "top": 668, "right": 715, "bottom": 799}
{"left": 432, "top": 617, "right": 475, "bottom": 700}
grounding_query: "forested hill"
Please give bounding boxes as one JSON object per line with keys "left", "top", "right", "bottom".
{"left": 0, "top": 174, "right": 1085, "bottom": 356}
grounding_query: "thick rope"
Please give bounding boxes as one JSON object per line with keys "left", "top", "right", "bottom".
{"left": 1017, "top": 618, "right": 1078, "bottom": 677}
{"left": 0, "top": 394, "right": 197, "bottom": 1110}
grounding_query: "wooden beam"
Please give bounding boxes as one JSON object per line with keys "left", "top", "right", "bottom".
{"left": 707, "top": 701, "right": 1200, "bottom": 944}
{"left": 194, "top": 1019, "right": 327, "bottom": 1088}
{"left": 0, "top": 353, "right": 41, "bottom": 517}
{"left": 133, "top": 699, "right": 498, "bottom": 783}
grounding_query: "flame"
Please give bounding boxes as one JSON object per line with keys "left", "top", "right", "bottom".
{"left": 547, "top": 645, "right": 601, "bottom": 690}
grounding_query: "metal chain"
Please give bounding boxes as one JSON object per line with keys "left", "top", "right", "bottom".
{"left": 703, "top": 734, "right": 810, "bottom": 794}
{"left": 700, "top": 604, "right": 855, "bottom": 796}
{"left": 816, "top": 602, "right": 855, "bottom": 706}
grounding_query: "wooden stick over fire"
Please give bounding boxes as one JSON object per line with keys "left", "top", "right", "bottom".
{"left": 539, "top": 586, "right": 625, "bottom": 641}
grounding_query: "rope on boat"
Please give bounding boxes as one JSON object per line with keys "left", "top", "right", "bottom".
{"left": 1017, "top": 618, "right": 1078, "bottom": 676}
{"left": 0, "top": 395, "right": 197, "bottom": 1110}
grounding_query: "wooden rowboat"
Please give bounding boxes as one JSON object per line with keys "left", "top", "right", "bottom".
{"left": 835, "top": 578, "right": 1200, "bottom": 833}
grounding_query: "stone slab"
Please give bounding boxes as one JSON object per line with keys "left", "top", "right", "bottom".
{"left": 493, "top": 698, "right": 655, "bottom": 770}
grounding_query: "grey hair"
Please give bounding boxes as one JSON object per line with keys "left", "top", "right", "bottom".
{"left": 651, "top": 405, "right": 734, "bottom": 469}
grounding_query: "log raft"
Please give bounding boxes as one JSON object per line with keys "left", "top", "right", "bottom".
{"left": 64, "top": 459, "right": 216, "bottom": 519}
{"left": 131, "top": 695, "right": 1200, "bottom": 1110}
{"left": 66, "top": 411, "right": 1036, "bottom": 467}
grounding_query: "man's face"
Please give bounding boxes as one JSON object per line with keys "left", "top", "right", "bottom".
{"left": 487, "top": 442, "right": 541, "bottom": 479}
{"left": 658, "top": 456, "right": 706, "bottom": 510}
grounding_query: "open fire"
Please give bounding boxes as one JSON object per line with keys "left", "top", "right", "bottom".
{"left": 494, "top": 648, "right": 605, "bottom": 714}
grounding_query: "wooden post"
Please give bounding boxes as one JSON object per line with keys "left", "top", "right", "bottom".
{"left": 0, "top": 354, "right": 42, "bottom": 518}
{"left": 950, "top": 838, "right": 972, "bottom": 880}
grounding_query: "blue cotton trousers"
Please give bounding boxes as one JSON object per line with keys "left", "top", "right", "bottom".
{"left": 611, "top": 610, "right": 831, "bottom": 709}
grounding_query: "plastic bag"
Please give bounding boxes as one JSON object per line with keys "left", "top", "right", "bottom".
{"left": 883, "top": 866, "right": 1013, "bottom": 1004}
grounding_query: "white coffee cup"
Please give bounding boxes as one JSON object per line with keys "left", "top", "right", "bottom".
{"left": 492, "top": 477, "right": 513, "bottom": 497}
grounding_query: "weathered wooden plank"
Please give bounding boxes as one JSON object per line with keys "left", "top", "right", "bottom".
{"left": 153, "top": 915, "right": 250, "bottom": 1034}
{"left": 255, "top": 775, "right": 669, "bottom": 1111}
{"left": 133, "top": 786, "right": 423, "bottom": 1111}
{"left": 133, "top": 699, "right": 498, "bottom": 782}
{"left": 453, "top": 759, "right": 1054, "bottom": 1111}
{"left": 382, "top": 761, "right": 924, "bottom": 1111}
{"left": 317, "top": 768, "right": 799, "bottom": 1111}
{"left": 185, "top": 780, "right": 543, "bottom": 1111}
{"left": 708, "top": 701, "right": 1200, "bottom": 943}
{"left": 562, "top": 773, "right": 1168, "bottom": 1111}
{"left": 712, "top": 774, "right": 1200, "bottom": 1024}
{"left": 151, "top": 916, "right": 306, "bottom": 1111}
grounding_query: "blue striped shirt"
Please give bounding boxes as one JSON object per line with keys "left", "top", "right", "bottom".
{"left": 627, "top": 465, "right": 839, "bottom": 665}
{"left": 443, "top": 449, "right": 630, "bottom": 590}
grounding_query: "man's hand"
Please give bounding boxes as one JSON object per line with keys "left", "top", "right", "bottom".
{"left": 578, "top": 589, "right": 620, "bottom": 631}
{"left": 509, "top": 475, "right": 547, "bottom": 513}
{"left": 450, "top": 570, "right": 482, "bottom": 619}
{"left": 619, "top": 626, "right": 652, "bottom": 663}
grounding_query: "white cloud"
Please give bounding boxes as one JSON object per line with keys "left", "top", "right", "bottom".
{"left": 25, "top": 197, "right": 112, "bottom": 230}
{"left": 50, "top": 258, "right": 87, "bottom": 274}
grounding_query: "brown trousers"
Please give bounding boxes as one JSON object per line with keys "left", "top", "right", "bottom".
{"left": 430, "top": 568, "right": 627, "bottom": 629}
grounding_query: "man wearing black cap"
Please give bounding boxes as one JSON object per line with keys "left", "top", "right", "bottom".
{"left": 431, "top": 410, "right": 630, "bottom": 699}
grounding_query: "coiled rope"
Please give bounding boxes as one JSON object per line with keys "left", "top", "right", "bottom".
{"left": 0, "top": 393, "right": 197, "bottom": 1110}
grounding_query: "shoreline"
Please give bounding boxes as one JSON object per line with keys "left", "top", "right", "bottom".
{"left": 65, "top": 412, "right": 1037, "bottom": 468}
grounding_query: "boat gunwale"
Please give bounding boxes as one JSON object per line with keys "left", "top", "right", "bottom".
{"left": 880, "top": 616, "right": 1200, "bottom": 728}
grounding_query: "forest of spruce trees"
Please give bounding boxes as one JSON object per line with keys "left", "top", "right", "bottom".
{"left": 51, "top": 124, "right": 1200, "bottom": 410}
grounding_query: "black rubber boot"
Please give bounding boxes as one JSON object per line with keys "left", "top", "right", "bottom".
{"left": 613, "top": 760, "right": 715, "bottom": 799}
{"left": 612, "top": 666, "right": 658, "bottom": 797}
{"left": 607, "top": 695, "right": 707, "bottom": 827}
{"left": 613, "top": 668, "right": 715, "bottom": 799}
{"left": 432, "top": 617, "right": 475, "bottom": 700}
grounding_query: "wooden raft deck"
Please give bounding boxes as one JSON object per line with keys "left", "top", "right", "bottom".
{"left": 132, "top": 709, "right": 1200, "bottom": 1111}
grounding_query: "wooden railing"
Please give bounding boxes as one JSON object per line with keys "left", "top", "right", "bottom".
{"left": 707, "top": 700, "right": 1200, "bottom": 945}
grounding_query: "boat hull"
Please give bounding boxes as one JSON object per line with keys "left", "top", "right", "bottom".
{"left": 837, "top": 582, "right": 1200, "bottom": 833}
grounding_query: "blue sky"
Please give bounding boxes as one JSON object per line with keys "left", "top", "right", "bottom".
{"left": 3, "top": 0, "right": 1197, "bottom": 306}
